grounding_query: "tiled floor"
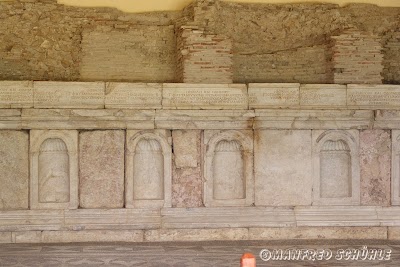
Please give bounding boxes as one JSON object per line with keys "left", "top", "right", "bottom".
{"left": 0, "top": 240, "right": 399, "bottom": 266}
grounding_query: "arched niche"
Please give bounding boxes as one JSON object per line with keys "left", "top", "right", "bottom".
{"left": 30, "top": 130, "right": 78, "bottom": 210}
{"left": 126, "top": 130, "right": 172, "bottom": 208}
{"left": 312, "top": 130, "right": 360, "bottom": 205}
{"left": 204, "top": 130, "right": 254, "bottom": 207}
{"left": 39, "top": 138, "right": 70, "bottom": 203}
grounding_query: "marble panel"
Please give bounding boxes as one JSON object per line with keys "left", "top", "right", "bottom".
{"left": 79, "top": 130, "right": 125, "bottom": 208}
{"left": 0, "top": 131, "right": 29, "bottom": 210}
{"left": 254, "top": 130, "right": 312, "bottom": 206}
{"left": 360, "top": 130, "right": 391, "bottom": 206}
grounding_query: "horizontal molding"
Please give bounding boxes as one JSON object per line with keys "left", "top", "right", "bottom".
{"left": 0, "top": 108, "right": 399, "bottom": 130}
{"left": 162, "top": 207, "right": 296, "bottom": 228}
{"left": 1, "top": 206, "right": 399, "bottom": 232}
{"left": 0, "top": 209, "right": 161, "bottom": 231}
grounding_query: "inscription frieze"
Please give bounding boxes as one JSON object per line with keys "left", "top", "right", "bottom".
{"left": 0, "top": 81, "right": 33, "bottom": 108}
{"left": 34, "top": 82, "right": 104, "bottom": 108}
{"left": 163, "top": 84, "right": 247, "bottom": 109}
{"left": 105, "top": 83, "right": 162, "bottom": 109}
{"left": 347, "top": 85, "right": 400, "bottom": 108}
{"left": 248, "top": 83, "right": 299, "bottom": 108}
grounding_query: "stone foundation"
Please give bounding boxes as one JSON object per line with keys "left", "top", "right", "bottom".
{"left": 1, "top": 81, "right": 400, "bottom": 242}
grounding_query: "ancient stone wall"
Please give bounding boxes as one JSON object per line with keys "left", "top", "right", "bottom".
{"left": 0, "top": 0, "right": 399, "bottom": 84}
{"left": 1, "top": 81, "right": 400, "bottom": 243}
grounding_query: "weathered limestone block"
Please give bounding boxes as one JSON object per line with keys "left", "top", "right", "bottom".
{"left": 255, "top": 130, "right": 312, "bottom": 206}
{"left": 249, "top": 227, "right": 386, "bottom": 240}
{"left": 388, "top": 227, "right": 400, "bottom": 240}
{"left": 0, "top": 131, "right": 29, "bottom": 210}
{"left": 41, "top": 230, "right": 144, "bottom": 243}
{"left": 360, "top": 130, "right": 391, "bottom": 206}
{"left": 172, "top": 130, "right": 203, "bottom": 208}
{"left": 0, "top": 232, "right": 12, "bottom": 243}
{"left": 79, "top": 130, "right": 125, "bottom": 208}
{"left": 144, "top": 228, "right": 248, "bottom": 242}
{"left": 13, "top": 231, "right": 42, "bottom": 243}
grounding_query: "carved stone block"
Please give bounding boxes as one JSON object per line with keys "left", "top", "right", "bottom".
{"left": 30, "top": 130, "right": 78, "bottom": 209}
{"left": 203, "top": 130, "right": 254, "bottom": 207}
{"left": 0, "top": 131, "right": 29, "bottom": 210}
{"left": 312, "top": 130, "right": 360, "bottom": 205}
{"left": 126, "top": 130, "right": 172, "bottom": 208}
{"left": 79, "top": 130, "right": 125, "bottom": 208}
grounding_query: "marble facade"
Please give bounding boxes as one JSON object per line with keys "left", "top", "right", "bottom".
{"left": 0, "top": 81, "right": 400, "bottom": 243}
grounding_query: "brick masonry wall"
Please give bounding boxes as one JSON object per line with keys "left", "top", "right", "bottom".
{"left": 234, "top": 45, "right": 330, "bottom": 84}
{"left": 176, "top": 26, "right": 233, "bottom": 83}
{"left": 80, "top": 26, "right": 176, "bottom": 82}
{"left": 0, "top": 0, "right": 399, "bottom": 84}
{"left": 330, "top": 29, "right": 384, "bottom": 84}
{"left": 0, "top": 0, "right": 179, "bottom": 82}
{"left": 383, "top": 29, "right": 400, "bottom": 84}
